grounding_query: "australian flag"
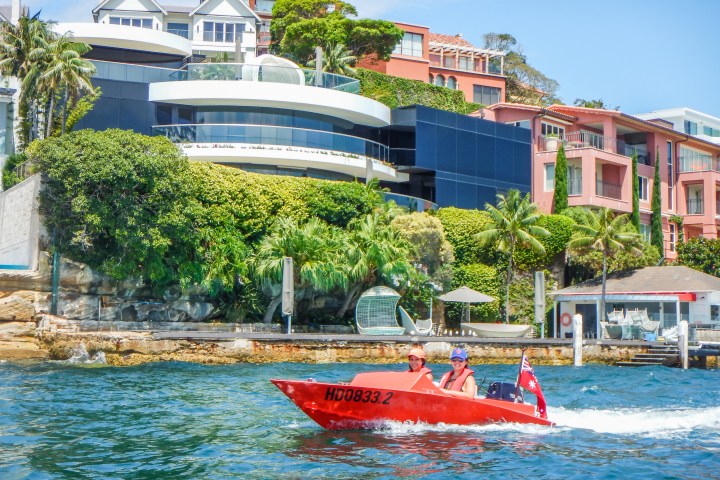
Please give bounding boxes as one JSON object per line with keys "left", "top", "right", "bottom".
{"left": 517, "top": 353, "right": 548, "bottom": 419}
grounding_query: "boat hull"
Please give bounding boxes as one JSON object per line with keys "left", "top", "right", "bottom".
{"left": 272, "top": 372, "right": 553, "bottom": 430}
{"left": 462, "top": 323, "right": 531, "bottom": 338}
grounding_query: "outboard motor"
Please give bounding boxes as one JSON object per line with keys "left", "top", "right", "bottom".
{"left": 486, "top": 382, "right": 523, "bottom": 402}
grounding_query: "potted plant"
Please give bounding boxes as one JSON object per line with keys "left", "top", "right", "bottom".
{"left": 544, "top": 134, "right": 560, "bottom": 151}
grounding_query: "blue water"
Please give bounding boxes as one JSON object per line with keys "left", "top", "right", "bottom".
{"left": 1, "top": 359, "right": 719, "bottom": 479}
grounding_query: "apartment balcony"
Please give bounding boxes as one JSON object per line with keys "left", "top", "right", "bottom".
{"left": 596, "top": 180, "right": 622, "bottom": 200}
{"left": 679, "top": 155, "right": 720, "bottom": 173}
{"left": 57, "top": 23, "right": 193, "bottom": 57}
{"left": 568, "top": 177, "right": 582, "bottom": 195}
{"left": 429, "top": 59, "right": 503, "bottom": 75}
{"left": 153, "top": 124, "right": 407, "bottom": 183}
{"left": 538, "top": 130, "right": 626, "bottom": 155}
{"left": 687, "top": 199, "right": 704, "bottom": 215}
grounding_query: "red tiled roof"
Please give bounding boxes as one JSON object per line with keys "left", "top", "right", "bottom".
{"left": 429, "top": 33, "right": 475, "bottom": 48}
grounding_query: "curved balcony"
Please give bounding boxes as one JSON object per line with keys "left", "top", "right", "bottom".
{"left": 155, "top": 124, "right": 407, "bottom": 183}
{"left": 56, "top": 23, "right": 193, "bottom": 57}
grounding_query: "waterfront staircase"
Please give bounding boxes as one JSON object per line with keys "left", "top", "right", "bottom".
{"left": 616, "top": 345, "right": 680, "bottom": 367}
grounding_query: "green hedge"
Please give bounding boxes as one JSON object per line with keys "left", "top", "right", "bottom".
{"left": 355, "top": 68, "right": 480, "bottom": 114}
{"left": 435, "top": 207, "right": 497, "bottom": 266}
{"left": 514, "top": 214, "right": 575, "bottom": 271}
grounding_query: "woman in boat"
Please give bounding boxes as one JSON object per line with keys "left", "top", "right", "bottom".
{"left": 407, "top": 347, "right": 433, "bottom": 382}
{"left": 439, "top": 347, "right": 477, "bottom": 399}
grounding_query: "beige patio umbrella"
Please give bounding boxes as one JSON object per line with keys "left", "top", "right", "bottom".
{"left": 439, "top": 286, "right": 496, "bottom": 323}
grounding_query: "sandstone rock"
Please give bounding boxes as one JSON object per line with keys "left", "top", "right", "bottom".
{"left": 0, "top": 291, "right": 35, "bottom": 321}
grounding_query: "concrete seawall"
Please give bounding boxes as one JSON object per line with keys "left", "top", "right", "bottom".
{"left": 34, "top": 329, "right": 644, "bottom": 367}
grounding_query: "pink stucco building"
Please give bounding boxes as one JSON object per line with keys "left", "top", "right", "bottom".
{"left": 481, "top": 104, "right": 720, "bottom": 260}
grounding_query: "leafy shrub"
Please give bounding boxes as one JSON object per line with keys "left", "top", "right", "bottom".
{"left": 514, "top": 214, "right": 575, "bottom": 271}
{"left": 435, "top": 207, "right": 496, "bottom": 266}
{"left": 1, "top": 152, "right": 27, "bottom": 190}
{"left": 674, "top": 237, "right": 720, "bottom": 277}
{"left": 355, "top": 68, "right": 480, "bottom": 114}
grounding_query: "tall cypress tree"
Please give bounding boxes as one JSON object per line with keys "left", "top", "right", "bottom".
{"left": 631, "top": 151, "right": 640, "bottom": 231}
{"left": 650, "top": 146, "right": 664, "bottom": 255}
{"left": 553, "top": 144, "right": 568, "bottom": 212}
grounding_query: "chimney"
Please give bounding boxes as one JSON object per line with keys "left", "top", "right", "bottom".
{"left": 11, "top": 0, "right": 20, "bottom": 24}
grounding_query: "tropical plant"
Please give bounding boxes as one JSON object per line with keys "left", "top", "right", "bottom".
{"left": 567, "top": 208, "right": 642, "bottom": 321}
{"left": 572, "top": 98, "right": 619, "bottom": 110}
{"left": 650, "top": 146, "right": 663, "bottom": 255}
{"left": 0, "top": 14, "right": 54, "bottom": 146}
{"left": 37, "top": 33, "right": 95, "bottom": 135}
{"left": 252, "top": 216, "right": 347, "bottom": 323}
{"left": 553, "top": 144, "right": 568, "bottom": 212}
{"left": 307, "top": 42, "right": 356, "bottom": 75}
{"left": 335, "top": 213, "right": 417, "bottom": 318}
{"left": 476, "top": 189, "right": 550, "bottom": 323}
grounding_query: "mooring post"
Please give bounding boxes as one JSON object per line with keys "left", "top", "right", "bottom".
{"left": 573, "top": 314, "right": 583, "bottom": 366}
{"left": 678, "top": 320, "right": 689, "bottom": 370}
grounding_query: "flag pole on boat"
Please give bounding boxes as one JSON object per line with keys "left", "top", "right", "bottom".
{"left": 514, "top": 347, "right": 525, "bottom": 401}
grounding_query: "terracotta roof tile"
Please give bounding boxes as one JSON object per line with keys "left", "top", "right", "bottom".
{"left": 429, "top": 32, "right": 475, "bottom": 48}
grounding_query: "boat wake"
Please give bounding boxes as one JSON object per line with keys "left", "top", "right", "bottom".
{"left": 372, "top": 405, "right": 720, "bottom": 439}
{"left": 550, "top": 405, "right": 720, "bottom": 437}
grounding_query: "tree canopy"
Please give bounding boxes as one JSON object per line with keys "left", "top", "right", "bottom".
{"left": 270, "top": 0, "right": 403, "bottom": 64}
{"left": 482, "top": 33, "right": 559, "bottom": 106}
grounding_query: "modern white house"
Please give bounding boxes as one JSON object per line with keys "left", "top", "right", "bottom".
{"left": 635, "top": 107, "right": 720, "bottom": 146}
{"left": 92, "top": 0, "right": 261, "bottom": 62}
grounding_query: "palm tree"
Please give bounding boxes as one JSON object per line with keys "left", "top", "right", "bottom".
{"left": 307, "top": 43, "right": 357, "bottom": 75}
{"left": 0, "top": 15, "right": 54, "bottom": 146}
{"left": 568, "top": 208, "right": 642, "bottom": 323}
{"left": 38, "top": 34, "right": 95, "bottom": 136}
{"left": 252, "top": 217, "right": 347, "bottom": 323}
{"left": 476, "top": 189, "right": 550, "bottom": 323}
{"left": 335, "top": 213, "right": 417, "bottom": 318}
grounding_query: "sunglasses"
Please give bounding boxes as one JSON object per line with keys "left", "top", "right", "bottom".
{"left": 450, "top": 358, "right": 465, "bottom": 362}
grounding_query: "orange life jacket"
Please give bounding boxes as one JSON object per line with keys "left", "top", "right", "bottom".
{"left": 439, "top": 367, "right": 475, "bottom": 391}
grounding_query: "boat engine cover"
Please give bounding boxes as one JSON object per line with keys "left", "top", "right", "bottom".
{"left": 486, "top": 382, "right": 523, "bottom": 402}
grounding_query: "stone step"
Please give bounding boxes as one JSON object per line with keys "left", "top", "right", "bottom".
{"left": 616, "top": 361, "right": 666, "bottom": 367}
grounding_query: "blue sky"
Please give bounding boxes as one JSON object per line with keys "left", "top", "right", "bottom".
{"left": 30, "top": 0, "right": 720, "bottom": 118}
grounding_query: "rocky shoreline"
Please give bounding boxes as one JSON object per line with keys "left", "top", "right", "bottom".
{"left": 0, "top": 314, "right": 652, "bottom": 367}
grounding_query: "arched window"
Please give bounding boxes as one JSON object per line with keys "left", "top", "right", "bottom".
{"left": 434, "top": 74, "right": 445, "bottom": 87}
{"left": 447, "top": 76, "right": 457, "bottom": 89}
{"left": 429, "top": 74, "right": 434, "bottom": 84}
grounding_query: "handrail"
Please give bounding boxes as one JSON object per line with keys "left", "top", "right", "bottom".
{"left": 153, "top": 123, "right": 390, "bottom": 162}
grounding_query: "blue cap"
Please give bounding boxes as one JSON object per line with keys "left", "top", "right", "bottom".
{"left": 450, "top": 347, "right": 467, "bottom": 361}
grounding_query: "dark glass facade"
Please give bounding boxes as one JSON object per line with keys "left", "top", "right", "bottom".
{"left": 382, "top": 105, "right": 532, "bottom": 209}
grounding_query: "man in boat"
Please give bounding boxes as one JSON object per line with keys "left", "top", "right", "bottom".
{"left": 407, "top": 347, "right": 433, "bottom": 382}
{"left": 438, "top": 347, "right": 477, "bottom": 399}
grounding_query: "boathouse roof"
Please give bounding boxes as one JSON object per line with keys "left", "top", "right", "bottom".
{"left": 551, "top": 266, "right": 720, "bottom": 296}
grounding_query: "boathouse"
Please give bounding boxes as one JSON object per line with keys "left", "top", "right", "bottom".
{"left": 550, "top": 266, "right": 720, "bottom": 340}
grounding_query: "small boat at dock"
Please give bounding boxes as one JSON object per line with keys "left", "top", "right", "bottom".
{"left": 461, "top": 323, "right": 531, "bottom": 338}
{"left": 271, "top": 371, "right": 553, "bottom": 430}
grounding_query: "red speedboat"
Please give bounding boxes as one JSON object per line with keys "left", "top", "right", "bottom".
{"left": 271, "top": 371, "right": 554, "bottom": 430}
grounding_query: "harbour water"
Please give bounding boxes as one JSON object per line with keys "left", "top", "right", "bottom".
{"left": 1, "top": 358, "right": 719, "bottom": 479}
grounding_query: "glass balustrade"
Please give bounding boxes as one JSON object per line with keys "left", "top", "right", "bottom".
{"left": 90, "top": 60, "right": 360, "bottom": 93}
{"left": 153, "top": 124, "right": 389, "bottom": 162}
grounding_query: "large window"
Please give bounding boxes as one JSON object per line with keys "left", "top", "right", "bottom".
{"left": 446, "top": 76, "right": 457, "bottom": 89}
{"left": 544, "top": 164, "right": 555, "bottom": 191}
{"left": 203, "top": 21, "right": 245, "bottom": 43}
{"left": 638, "top": 176, "right": 649, "bottom": 201}
{"left": 541, "top": 122, "right": 565, "bottom": 138}
{"left": 392, "top": 32, "right": 423, "bottom": 57}
{"left": 109, "top": 17, "right": 152, "bottom": 29}
{"left": 434, "top": 74, "right": 445, "bottom": 87}
{"left": 167, "top": 22, "right": 189, "bottom": 38}
{"left": 472, "top": 85, "right": 500, "bottom": 106}
{"left": 669, "top": 224, "right": 675, "bottom": 252}
{"left": 458, "top": 56, "right": 474, "bottom": 71}
{"left": 639, "top": 223, "right": 651, "bottom": 242}
{"left": 703, "top": 125, "right": 720, "bottom": 137}
{"left": 684, "top": 120, "right": 698, "bottom": 135}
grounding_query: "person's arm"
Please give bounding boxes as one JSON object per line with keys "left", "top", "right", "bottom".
{"left": 425, "top": 372, "right": 434, "bottom": 382}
